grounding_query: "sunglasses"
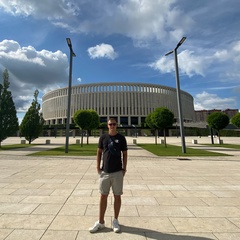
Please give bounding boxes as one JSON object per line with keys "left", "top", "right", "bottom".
{"left": 108, "top": 123, "right": 117, "bottom": 126}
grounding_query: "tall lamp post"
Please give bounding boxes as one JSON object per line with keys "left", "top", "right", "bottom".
{"left": 165, "top": 37, "right": 187, "bottom": 153}
{"left": 65, "top": 38, "right": 76, "bottom": 153}
{"left": 132, "top": 124, "right": 137, "bottom": 138}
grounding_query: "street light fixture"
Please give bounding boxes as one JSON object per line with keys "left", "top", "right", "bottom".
{"left": 65, "top": 38, "right": 76, "bottom": 153}
{"left": 165, "top": 37, "right": 187, "bottom": 153}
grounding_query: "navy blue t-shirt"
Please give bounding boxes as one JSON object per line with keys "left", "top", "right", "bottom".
{"left": 98, "top": 133, "right": 128, "bottom": 173}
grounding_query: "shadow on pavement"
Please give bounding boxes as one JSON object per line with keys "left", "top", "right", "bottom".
{"left": 95, "top": 225, "right": 214, "bottom": 239}
{"left": 121, "top": 225, "right": 214, "bottom": 239}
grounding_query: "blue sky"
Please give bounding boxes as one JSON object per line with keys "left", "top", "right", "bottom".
{"left": 0, "top": 0, "right": 240, "bottom": 122}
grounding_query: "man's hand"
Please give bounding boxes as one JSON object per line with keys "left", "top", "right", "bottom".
{"left": 97, "top": 167, "right": 101, "bottom": 175}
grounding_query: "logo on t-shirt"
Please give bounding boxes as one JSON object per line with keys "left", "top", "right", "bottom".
{"left": 108, "top": 138, "right": 121, "bottom": 156}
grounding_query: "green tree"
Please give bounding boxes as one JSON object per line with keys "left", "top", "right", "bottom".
{"left": 0, "top": 69, "right": 19, "bottom": 146}
{"left": 207, "top": 112, "right": 229, "bottom": 144}
{"left": 73, "top": 109, "right": 100, "bottom": 146}
{"left": 151, "top": 107, "right": 175, "bottom": 147}
{"left": 231, "top": 112, "right": 240, "bottom": 128}
{"left": 86, "top": 110, "right": 100, "bottom": 144}
{"left": 146, "top": 112, "right": 158, "bottom": 144}
{"left": 20, "top": 90, "right": 44, "bottom": 144}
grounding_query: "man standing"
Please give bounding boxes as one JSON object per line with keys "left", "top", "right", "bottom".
{"left": 89, "top": 118, "right": 128, "bottom": 233}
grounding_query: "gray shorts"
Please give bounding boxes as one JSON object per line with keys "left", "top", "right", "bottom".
{"left": 99, "top": 170, "right": 124, "bottom": 195}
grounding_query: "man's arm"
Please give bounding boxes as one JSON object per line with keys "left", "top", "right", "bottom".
{"left": 96, "top": 148, "right": 103, "bottom": 174}
{"left": 122, "top": 150, "right": 127, "bottom": 176}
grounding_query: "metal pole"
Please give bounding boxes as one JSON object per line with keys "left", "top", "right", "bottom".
{"left": 65, "top": 50, "right": 73, "bottom": 153}
{"left": 174, "top": 49, "right": 186, "bottom": 153}
{"left": 65, "top": 38, "right": 76, "bottom": 153}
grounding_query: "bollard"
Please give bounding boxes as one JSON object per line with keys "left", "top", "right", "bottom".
{"left": 192, "top": 139, "right": 198, "bottom": 144}
{"left": 133, "top": 139, "right": 137, "bottom": 144}
{"left": 46, "top": 139, "right": 51, "bottom": 145}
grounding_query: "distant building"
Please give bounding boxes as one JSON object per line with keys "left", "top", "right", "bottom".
{"left": 223, "top": 109, "right": 239, "bottom": 119}
{"left": 42, "top": 82, "right": 195, "bottom": 126}
{"left": 195, "top": 109, "right": 239, "bottom": 122}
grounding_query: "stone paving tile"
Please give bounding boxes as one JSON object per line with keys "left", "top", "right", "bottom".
{"left": 171, "top": 190, "right": 217, "bottom": 198}
{"left": 11, "top": 188, "right": 54, "bottom": 196}
{"left": 41, "top": 230, "right": 78, "bottom": 240}
{"left": 59, "top": 204, "right": 87, "bottom": 216}
{"left": 66, "top": 196, "right": 99, "bottom": 205}
{"left": 21, "top": 195, "right": 68, "bottom": 204}
{"left": 77, "top": 231, "right": 146, "bottom": 240}
{"left": 31, "top": 178, "right": 65, "bottom": 184}
{"left": 214, "top": 232, "right": 240, "bottom": 239}
{"left": 75, "top": 183, "right": 98, "bottom": 190}
{"left": 32, "top": 204, "right": 63, "bottom": 215}
{"left": 184, "top": 185, "right": 234, "bottom": 191}
{"left": 119, "top": 216, "right": 177, "bottom": 232}
{"left": 228, "top": 218, "right": 240, "bottom": 228}
{"left": 49, "top": 216, "right": 112, "bottom": 231}
{"left": 211, "top": 191, "right": 240, "bottom": 198}
{"left": 201, "top": 197, "right": 240, "bottom": 206}
{"left": 4, "top": 229, "right": 44, "bottom": 240}
{"left": 39, "top": 183, "right": 77, "bottom": 189}
{"left": 148, "top": 185, "right": 187, "bottom": 191}
{"left": 0, "top": 203, "right": 38, "bottom": 214}
{"left": 0, "top": 229, "right": 13, "bottom": 239}
{"left": 0, "top": 195, "right": 26, "bottom": 203}
{"left": 170, "top": 217, "right": 240, "bottom": 233}
{"left": 71, "top": 189, "right": 93, "bottom": 197}
{"left": 50, "top": 189, "right": 73, "bottom": 196}
{"left": 124, "top": 184, "right": 149, "bottom": 190}
{"left": 127, "top": 179, "right": 163, "bottom": 185}
{"left": 131, "top": 190, "right": 175, "bottom": 197}
{"left": 0, "top": 189, "right": 16, "bottom": 195}
{"left": 0, "top": 214, "right": 55, "bottom": 229}
{"left": 5, "top": 183, "right": 44, "bottom": 189}
{"left": 137, "top": 206, "right": 194, "bottom": 217}
{"left": 187, "top": 206, "right": 240, "bottom": 217}
{"left": 122, "top": 196, "right": 158, "bottom": 205}
{"left": 155, "top": 197, "right": 207, "bottom": 206}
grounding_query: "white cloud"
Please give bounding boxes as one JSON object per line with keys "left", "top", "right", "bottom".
{"left": 150, "top": 41, "right": 240, "bottom": 80}
{"left": 194, "top": 91, "right": 237, "bottom": 110}
{"left": 150, "top": 49, "right": 207, "bottom": 77}
{"left": 0, "top": 0, "right": 79, "bottom": 19}
{"left": 77, "top": 77, "right": 82, "bottom": 82}
{"left": 87, "top": 44, "right": 117, "bottom": 60}
{"left": 0, "top": 39, "right": 69, "bottom": 112}
{"left": 0, "top": 0, "right": 194, "bottom": 44}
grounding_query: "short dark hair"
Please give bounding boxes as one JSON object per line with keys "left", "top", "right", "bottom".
{"left": 108, "top": 117, "right": 117, "bottom": 123}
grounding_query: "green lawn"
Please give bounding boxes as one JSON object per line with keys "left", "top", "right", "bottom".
{"left": 29, "top": 144, "right": 98, "bottom": 156}
{"left": 0, "top": 144, "right": 33, "bottom": 150}
{"left": 138, "top": 144, "right": 231, "bottom": 156}
{"left": 1, "top": 143, "right": 232, "bottom": 157}
{"left": 203, "top": 144, "right": 240, "bottom": 149}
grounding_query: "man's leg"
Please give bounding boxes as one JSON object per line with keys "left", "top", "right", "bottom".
{"left": 99, "top": 194, "right": 108, "bottom": 224}
{"left": 113, "top": 195, "right": 121, "bottom": 219}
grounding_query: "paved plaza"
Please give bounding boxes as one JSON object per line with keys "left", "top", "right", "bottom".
{"left": 0, "top": 136, "right": 240, "bottom": 239}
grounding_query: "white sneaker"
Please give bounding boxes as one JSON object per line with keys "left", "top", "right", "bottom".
{"left": 89, "top": 221, "right": 105, "bottom": 233}
{"left": 112, "top": 219, "right": 121, "bottom": 233}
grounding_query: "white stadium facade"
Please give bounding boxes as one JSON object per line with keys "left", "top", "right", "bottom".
{"left": 42, "top": 82, "right": 195, "bottom": 128}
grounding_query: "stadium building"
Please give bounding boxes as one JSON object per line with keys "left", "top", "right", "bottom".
{"left": 42, "top": 82, "right": 195, "bottom": 129}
